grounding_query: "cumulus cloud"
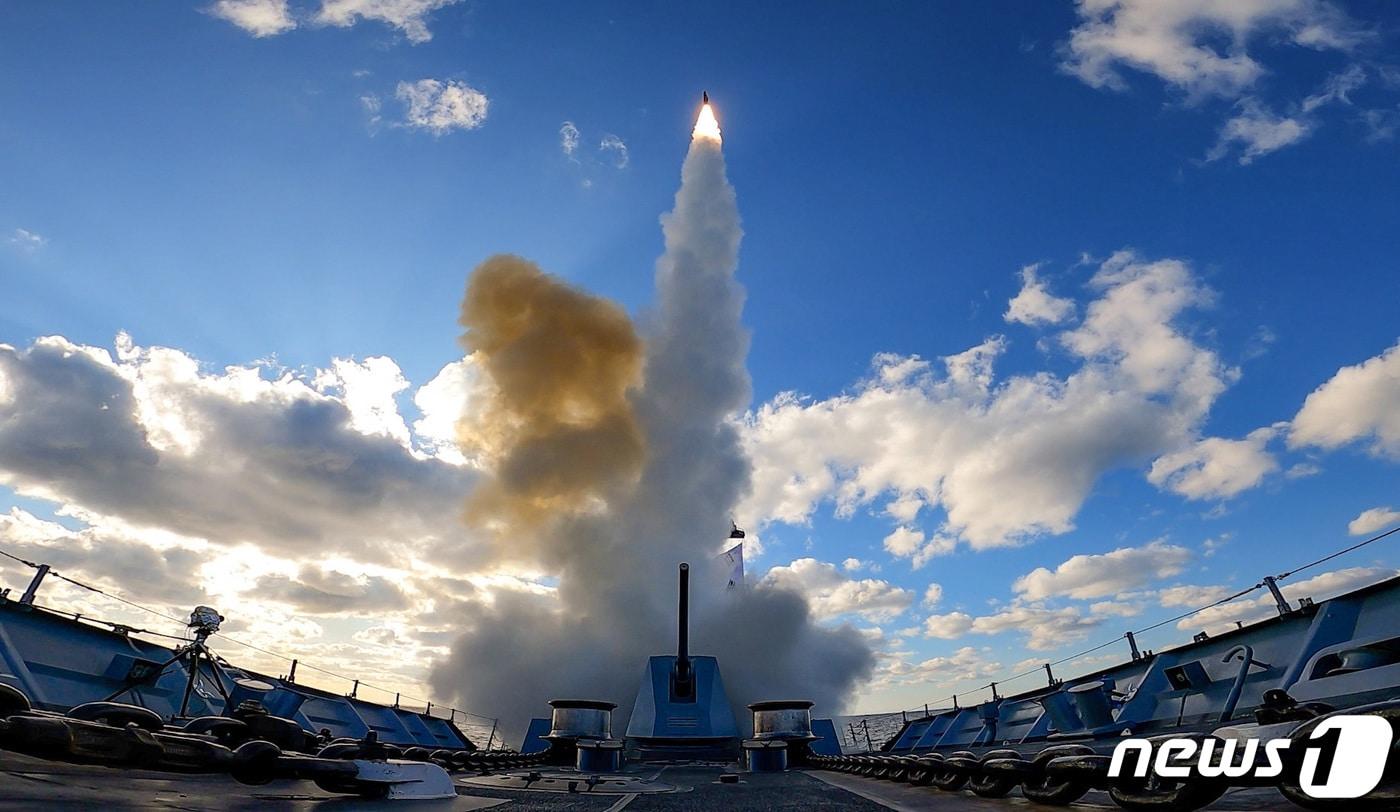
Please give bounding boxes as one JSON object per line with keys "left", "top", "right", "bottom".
{"left": 1349, "top": 506, "right": 1400, "bottom": 536}
{"left": 396, "top": 79, "right": 489, "bottom": 135}
{"left": 207, "top": 0, "right": 296, "bottom": 37}
{"left": 741, "top": 250, "right": 1235, "bottom": 549}
{"left": 923, "top": 611, "right": 974, "bottom": 639}
{"left": 1148, "top": 425, "right": 1280, "bottom": 500}
{"left": 968, "top": 605, "right": 1104, "bottom": 651}
{"left": 1013, "top": 540, "right": 1193, "bottom": 600}
{"left": 882, "top": 526, "right": 955, "bottom": 569}
{"left": 1156, "top": 583, "right": 1236, "bottom": 607}
{"left": 0, "top": 507, "right": 214, "bottom": 609}
{"left": 761, "top": 558, "right": 914, "bottom": 622}
{"left": 1182, "top": 566, "right": 1397, "bottom": 634}
{"left": 922, "top": 582, "right": 943, "bottom": 608}
{"left": 1004, "top": 263, "right": 1075, "bottom": 326}
{"left": 314, "top": 356, "right": 413, "bottom": 449}
{"left": 411, "top": 357, "right": 483, "bottom": 465}
{"left": 315, "top": 0, "right": 460, "bottom": 44}
{"left": 0, "top": 334, "right": 475, "bottom": 563}
{"left": 1290, "top": 340, "right": 1400, "bottom": 459}
{"left": 873, "top": 645, "right": 1002, "bottom": 690}
{"left": 249, "top": 565, "right": 411, "bottom": 614}
{"left": 1061, "top": 0, "right": 1364, "bottom": 102}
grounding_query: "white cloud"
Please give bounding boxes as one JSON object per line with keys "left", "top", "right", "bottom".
{"left": 1349, "top": 507, "right": 1400, "bottom": 537}
{"left": 874, "top": 645, "right": 1002, "bottom": 689}
{"left": 924, "top": 602, "right": 1107, "bottom": 651}
{"left": 923, "top": 611, "right": 974, "bottom": 639}
{"left": 411, "top": 356, "right": 484, "bottom": 465}
{"left": 1005, "top": 264, "right": 1075, "bottom": 326}
{"left": 922, "top": 583, "right": 943, "bottom": 608}
{"left": 599, "top": 134, "right": 629, "bottom": 169}
{"left": 559, "top": 121, "right": 579, "bottom": 158}
{"left": 1206, "top": 99, "right": 1311, "bottom": 164}
{"left": 1148, "top": 425, "right": 1279, "bottom": 500}
{"left": 314, "top": 356, "right": 413, "bottom": 448}
{"left": 976, "top": 605, "right": 1104, "bottom": 651}
{"left": 1205, "top": 67, "right": 1364, "bottom": 164}
{"left": 1089, "top": 600, "right": 1142, "bottom": 617}
{"left": 881, "top": 526, "right": 955, "bottom": 569}
{"left": 1062, "top": 0, "right": 1364, "bottom": 102}
{"left": 1013, "top": 540, "right": 1192, "bottom": 600}
{"left": 7, "top": 228, "right": 46, "bottom": 253}
{"left": 315, "top": 0, "right": 459, "bottom": 44}
{"left": 1290, "top": 340, "right": 1400, "bottom": 459}
{"left": 1182, "top": 567, "right": 1396, "bottom": 634}
{"left": 396, "top": 79, "right": 489, "bottom": 135}
{"left": 0, "top": 334, "right": 476, "bottom": 563}
{"left": 761, "top": 558, "right": 913, "bottom": 622}
{"left": 1156, "top": 583, "right": 1235, "bottom": 607}
{"left": 208, "top": 0, "right": 296, "bottom": 37}
{"left": 742, "top": 250, "right": 1234, "bottom": 549}
{"left": 841, "top": 557, "right": 864, "bottom": 571}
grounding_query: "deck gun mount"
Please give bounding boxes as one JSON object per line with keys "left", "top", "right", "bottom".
{"left": 625, "top": 562, "right": 739, "bottom": 759}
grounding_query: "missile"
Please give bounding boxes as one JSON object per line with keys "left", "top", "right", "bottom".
{"left": 703, "top": 91, "right": 709, "bottom": 104}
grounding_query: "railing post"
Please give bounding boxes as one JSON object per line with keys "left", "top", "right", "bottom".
{"left": 350, "top": 679, "right": 359, "bottom": 698}
{"left": 1263, "top": 575, "right": 1294, "bottom": 616}
{"left": 19, "top": 564, "right": 50, "bottom": 605}
{"left": 989, "top": 682, "right": 999, "bottom": 701}
{"left": 287, "top": 659, "right": 298, "bottom": 683}
{"left": 1044, "top": 662, "right": 1058, "bottom": 686}
{"left": 394, "top": 692, "right": 400, "bottom": 709}
{"left": 1125, "top": 631, "right": 1141, "bottom": 661}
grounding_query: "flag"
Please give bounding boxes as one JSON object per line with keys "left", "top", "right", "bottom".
{"left": 721, "top": 541, "right": 744, "bottom": 590}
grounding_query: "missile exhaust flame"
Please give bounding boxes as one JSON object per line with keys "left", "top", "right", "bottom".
{"left": 693, "top": 99, "right": 722, "bottom": 143}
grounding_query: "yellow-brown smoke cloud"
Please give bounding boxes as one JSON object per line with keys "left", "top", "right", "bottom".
{"left": 457, "top": 255, "right": 645, "bottom": 537}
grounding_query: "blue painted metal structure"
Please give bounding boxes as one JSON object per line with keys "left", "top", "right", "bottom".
{"left": 808, "top": 718, "right": 842, "bottom": 756}
{"left": 0, "top": 597, "right": 473, "bottom": 750}
{"left": 881, "top": 573, "right": 1400, "bottom": 754}
{"left": 625, "top": 654, "right": 739, "bottom": 744}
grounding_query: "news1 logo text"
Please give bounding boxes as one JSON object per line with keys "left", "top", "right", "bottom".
{"left": 1109, "top": 715, "right": 1393, "bottom": 799}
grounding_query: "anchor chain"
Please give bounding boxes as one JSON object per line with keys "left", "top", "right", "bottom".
{"left": 0, "top": 685, "right": 547, "bottom": 796}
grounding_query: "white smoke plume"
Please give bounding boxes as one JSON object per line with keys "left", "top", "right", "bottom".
{"left": 429, "top": 109, "right": 874, "bottom": 744}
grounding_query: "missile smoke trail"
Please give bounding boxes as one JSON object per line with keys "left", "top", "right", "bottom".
{"left": 430, "top": 100, "right": 874, "bottom": 742}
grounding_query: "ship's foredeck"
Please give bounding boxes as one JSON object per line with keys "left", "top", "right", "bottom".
{"left": 0, "top": 752, "right": 1303, "bottom": 810}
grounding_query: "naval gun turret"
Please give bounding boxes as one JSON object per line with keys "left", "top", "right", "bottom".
{"left": 625, "top": 563, "right": 739, "bottom": 759}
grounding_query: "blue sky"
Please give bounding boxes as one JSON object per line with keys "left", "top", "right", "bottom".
{"left": 1, "top": 0, "right": 1399, "bottom": 716}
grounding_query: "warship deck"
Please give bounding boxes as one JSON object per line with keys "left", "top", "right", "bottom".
{"left": 0, "top": 752, "right": 1302, "bottom": 810}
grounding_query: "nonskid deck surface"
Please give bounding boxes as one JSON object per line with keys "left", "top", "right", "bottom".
{"left": 0, "top": 752, "right": 885, "bottom": 810}
{"left": 0, "top": 751, "right": 1316, "bottom": 810}
{"left": 808, "top": 770, "right": 1305, "bottom": 811}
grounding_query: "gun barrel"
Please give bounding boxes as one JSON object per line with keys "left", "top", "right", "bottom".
{"left": 677, "top": 563, "right": 690, "bottom": 669}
